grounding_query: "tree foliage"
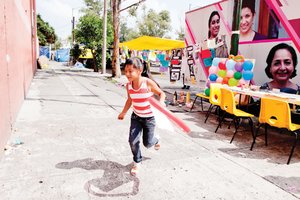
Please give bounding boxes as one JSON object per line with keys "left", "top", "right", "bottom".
{"left": 137, "top": 7, "right": 171, "bottom": 38}
{"left": 37, "top": 14, "right": 57, "bottom": 46}
{"left": 175, "top": 25, "right": 185, "bottom": 40}
{"left": 73, "top": 0, "right": 114, "bottom": 71}
{"left": 123, "top": 6, "right": 172, "bottom": 39}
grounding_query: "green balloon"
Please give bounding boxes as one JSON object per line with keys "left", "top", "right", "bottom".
{"left": 218, "top": 70, "right": 227, "bottom": 78}
{"left": 234, "top": 72, "right": 242, "bottom": 80}
{"left": 205, "top": 88, "right": 210, "bottom": 96}
{"left": 228, "top": 78, "right": 238, "bottom": 86}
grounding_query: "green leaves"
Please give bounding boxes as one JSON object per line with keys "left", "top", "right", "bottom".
{"left": 37, "top": 14, "right": 57, "bottom": 46}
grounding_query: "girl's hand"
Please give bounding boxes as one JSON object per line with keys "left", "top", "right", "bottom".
{"left": 118, "top": 112, "right": 126, "bottom": 120}
{"left": 159, "top": 100, "right": 166, "bottom": 107}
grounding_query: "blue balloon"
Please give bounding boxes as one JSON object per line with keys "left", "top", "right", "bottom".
{"left": 212, "top": 58, "right": 220, "bottom": 67}
{"left": 243, "top": 60, "right": 253, "bottom": 71}
{"left": 242, "top": 71, "right": 253, "bottom": 80}
{"left": 226, "top": 59, "right": 236, "bottom": 71}
{"left": 209, "top": 73, "right": 218, "bottom": 82}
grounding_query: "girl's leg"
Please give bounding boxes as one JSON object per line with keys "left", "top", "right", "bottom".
{"left": 142, "top": 116, "right": 158, "bottom": 148}
{"left": 129, "top": 113, "right": 143, "bottom": 163}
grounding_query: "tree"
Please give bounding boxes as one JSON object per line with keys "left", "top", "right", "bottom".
{"left": 175, "top": 25, "right": 185, "bottom": 40}
{"left": 37, "top": 14, "right": 57, "bottom": 46}
{"left": 119, "top": 20, "right": 139, "bottom": 42}
{"left": 111, "top": 0, "right": 121, "bottom": 77}
{"left": 137, "top": 7, "right": 171, "bottom": 38}
{"left": 70, "top": 44, "right": 82, "bottom": 64}
{"left": 74, "top": 0, "right": 113, "bottom": 72}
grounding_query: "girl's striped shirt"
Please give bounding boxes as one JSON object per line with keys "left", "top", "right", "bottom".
{"left": 127, "top": 79, "right": 153, "bottom": 118}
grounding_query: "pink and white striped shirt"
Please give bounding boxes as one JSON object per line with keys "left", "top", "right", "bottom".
{"left": 127, "top": 80, "right": 154, "bottom": 118}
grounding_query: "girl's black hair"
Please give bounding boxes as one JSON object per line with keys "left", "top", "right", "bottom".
{"left": 124, "top": 57, "right": 143, "bottom": 70}
{"left": 208, "top": 11, "right": 220, "bottom": 38}
{"left": 125, "top": 57, "right": 160, "bottom": 87}
{"left": 265, "top": 43, "right": 298, "bottom": 79}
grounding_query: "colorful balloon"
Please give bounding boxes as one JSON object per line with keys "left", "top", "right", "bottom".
{"left": 209, "top": 66, "right": 218, "bottom": 75}
{"left": 216, "top": 77, "right": 223, "bottom": 83}
{"left": 218, "top": 61, "right": 226, "bottom": 70}
{"left": 226, "top": 70, "right": 234, "bottom": 78}
{"left": 234, "top": 71, "right": 242, "bottom": 80}
{"left": 228, "top": 78, "right": 238, "bottom": 86}
{"left": 218, "top": 70, "right": 227, "bottom": 78}
{"left": 209, "top": 74, "right": 218, "bottom": 81}
{"left": 234, "top": 62, "right": 243, "bottom": 72}
{"left": 243, "top": 71, "right": 253, "bottom": 80}
{"left": 212, "top": 58, "right": 220, "bottom": 67}
{"left": 206, "top": 80, "right": 211, "bottom": 88}
{"left": 222, "top": 77, "right": 229, "bottom": 85}
{"left": 226, "top": 59, "right": 236, "bottom": 70}
{"left": 205, "top": 88, "right": 210, "bottom": 96}
{"left": 243, "top": 60, "right": 254, "bottom": 71}
{"left": 238, "top": 79, "right": 246, "bottom": 86}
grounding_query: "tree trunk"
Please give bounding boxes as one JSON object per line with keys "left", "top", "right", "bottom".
{"left": 92, "top": 53, "right": 98, "bottom": 72}
{"left": 111, "top": 0, "right": 121, "bottom": 78}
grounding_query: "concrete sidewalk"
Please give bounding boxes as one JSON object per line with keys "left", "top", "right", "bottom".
{"left": 1, "top": 61, "right": 300, "bottom": 200}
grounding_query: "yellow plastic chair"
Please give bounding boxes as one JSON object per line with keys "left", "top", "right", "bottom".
{"left": 216, "top": 88, "right": 254, "bottom": 142}
{"left": 190, "top": 92, "right": 209, "bottom": 112}
{"left": 204, "top": 83, "right": 223, "bottom": 124}
{"left": 250, "top": 97, "right": 300, "bottom": 164}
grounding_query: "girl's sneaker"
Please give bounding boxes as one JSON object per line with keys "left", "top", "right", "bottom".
{"left": 130, "top": 162, "right": 140, "bottom": 176}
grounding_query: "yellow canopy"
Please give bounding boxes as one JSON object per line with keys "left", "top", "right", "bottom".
{"left": 79, "top": 48, "right": 93, "bottom": 59}
{"left": 120, "top": 36, "right": 185, "bottom": 50}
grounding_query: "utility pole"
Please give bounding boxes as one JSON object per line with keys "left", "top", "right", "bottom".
{"left": 72, "top": 16, "right": 75, "bottom": 45}
{"left": 102, "top": 0, "right": 107, "bottom": 74}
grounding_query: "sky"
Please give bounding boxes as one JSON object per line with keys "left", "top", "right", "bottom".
{"left": 36, "top": 0, "right": 220, "bottom": 40}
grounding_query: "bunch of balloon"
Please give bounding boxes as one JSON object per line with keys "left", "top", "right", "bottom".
{"left": 204, "top": 55, "right": 255, "bottom": 96}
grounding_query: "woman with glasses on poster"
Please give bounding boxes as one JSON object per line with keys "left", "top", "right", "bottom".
{"left": 239, "top": 0, "right": 267, "bottom": 42}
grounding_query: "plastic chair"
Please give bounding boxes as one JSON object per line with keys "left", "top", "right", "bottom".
{"left": 250, "top": 97, "right": 300, "bottom": 164}
{"left": 215, "top": 88, "right": 254, "bottom": 142}
{"left": 190, "top": 92, "right": 209, "bottom": 112}
{"left": 204, "top": 83, "right": 223, "bottom": 124}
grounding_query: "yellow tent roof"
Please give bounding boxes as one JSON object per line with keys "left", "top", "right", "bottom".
{"left": 120, "top": 36, "right": 185, "bottom": 50}
{"left": 79, "top": 48, "right": 93, "bottom": 59}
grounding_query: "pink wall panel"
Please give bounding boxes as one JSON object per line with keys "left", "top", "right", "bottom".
{"left": 0, "top": 1, "right": 12, "bottom": 151}
{"left": 0, "top": 0, "right": 36, "bottom": 152}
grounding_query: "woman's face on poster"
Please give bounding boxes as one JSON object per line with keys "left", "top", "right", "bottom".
{"left": 270, "top": 49, "right": 295, "bottom": 82}
{"left": 209, "top": 14, "right": 220, "bottom": 38}
{"left": 240, "top": 7, "right": 255, "bottom": 34}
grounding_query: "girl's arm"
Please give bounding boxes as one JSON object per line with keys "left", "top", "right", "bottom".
{"left": 118, "top": 89, "right": 132, "bottom": 120}
{"left": 147, "top": 78, "right": 166, "bottom": 106}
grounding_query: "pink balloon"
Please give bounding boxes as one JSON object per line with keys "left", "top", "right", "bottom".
{"left": 238, "top": 79, "right": 246, "bottom": 86}
{"left": 216, "top": 77, "right": 223, "bottom": 83}
{"left": 209, "top": 66, "right": 218, "bottom": 75}
{"left": 226, "top": 70, "right": 234, "bottom": 78}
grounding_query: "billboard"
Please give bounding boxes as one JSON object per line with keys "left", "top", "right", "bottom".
{"left": 184, "top": 0, "right": 300, "bottom": 93}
